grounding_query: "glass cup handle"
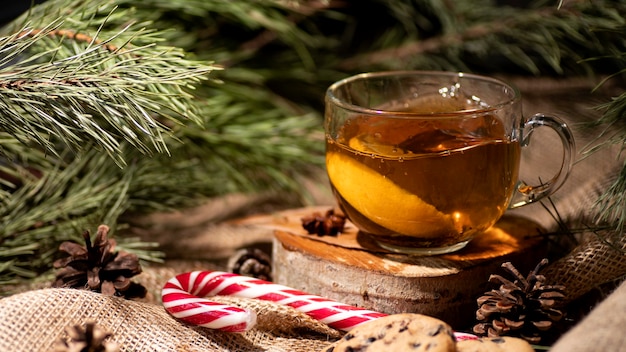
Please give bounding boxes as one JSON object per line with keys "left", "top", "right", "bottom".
{"left": 509, "top": 113, "right": 576, "bottom": 209}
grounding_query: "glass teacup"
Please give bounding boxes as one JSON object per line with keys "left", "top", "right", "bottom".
{"left": 325, "top": 71, "right": 575, "bottom": 255}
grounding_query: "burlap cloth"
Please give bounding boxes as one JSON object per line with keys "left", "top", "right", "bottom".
{"left": 550, "top": 278, "right": 626, "bottom": 352}
{"left": 0, "top": 288, "right": 342, "bottom": 352}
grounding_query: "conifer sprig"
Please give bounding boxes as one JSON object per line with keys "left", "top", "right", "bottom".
{"left": 583, "top": 94, "right": 626, "bottom": 232}
{"left": 0, "top": 14, "right": 217, "bottom": 166}
{"left": 339, "top": 0, "right": 626, "bottom": 75}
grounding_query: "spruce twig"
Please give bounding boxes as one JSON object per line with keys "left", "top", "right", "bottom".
{"left": 0, "top": 0, "right": 327, "bottom": 285}
{"left": 339, "top": 0, "right": 626, "bottom": 75}
{"left": 579, "top": 88, "right": 626, "bottom": 234}
{"left": 0, "top": 15, "right": 217, "bottom": 166}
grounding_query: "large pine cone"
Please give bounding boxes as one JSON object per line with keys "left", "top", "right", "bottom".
{"left": 473, "top": 259, "right": 566, "bottom": 344}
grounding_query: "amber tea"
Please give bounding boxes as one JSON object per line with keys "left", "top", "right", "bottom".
{"left": 326, "top": 103, "right": 520, "bottom": 251}
{"left": 325, "top": 71, "right": 574, "bottom": 255}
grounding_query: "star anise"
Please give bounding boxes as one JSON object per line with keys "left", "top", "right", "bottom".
{"left": 301, "top": 208, "right": 346, "bottom": 236}
{"left": 473, "top": 259, "right": 566, "bottom": 344}
{"left": 53, "top": 321, "right": 120, "bottom": 352}
{"left": 53, "top": 225, "right": 146, "bottom": 299}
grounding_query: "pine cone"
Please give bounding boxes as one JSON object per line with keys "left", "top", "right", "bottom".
{"left": 301, "top": 208, "right": 346, "bottom": 236}
{"left": 473, "top": 259, "right": 566, "bottom": 344}
{"left": 53, "top": 225, "right": 146, "bottom": 299}
{"left": 53, "top": 321, "right": 119, "bottom": 352}
{"left": 228, "top": 247, "right": 273, "bottom": 281}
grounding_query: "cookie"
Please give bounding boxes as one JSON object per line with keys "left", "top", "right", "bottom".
{"left": 456, "top": 336, "right": 535, "bottom": 352}
{"left": 321, "top": 313, "right": 456, "bottom": 352}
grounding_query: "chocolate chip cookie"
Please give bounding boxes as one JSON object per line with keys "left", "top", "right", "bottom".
{"left": 321, "top": 313, "right": 456, "bottom": 352}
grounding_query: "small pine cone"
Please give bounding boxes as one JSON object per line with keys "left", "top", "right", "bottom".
{"left": 301, "top": 208, "right": 346, "bottom": 236}
{"left": 228, "top": 248, "right": 273, "bottom": 281}
{"left": 53, "top": 321, "right": 119, "bottom": 352}
{"left": 473, "top": 259, "right": 566, "bottom": 344}
{"left": 53, "top": 225, "right": 146, "bottom": 299}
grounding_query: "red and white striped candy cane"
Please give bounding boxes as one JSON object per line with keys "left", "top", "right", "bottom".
{"left": 162, "top": 270, "right": 386, "bottom": 332}
{"left": 161, "top": 270, "right": 478, "bottom": 341}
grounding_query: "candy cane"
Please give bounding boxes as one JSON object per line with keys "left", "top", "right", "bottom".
{"left": 162, "top": 270, "right": 478, "bottom": 341}
{"left": 162, "top": 270, "right": 386, "bottom": 332}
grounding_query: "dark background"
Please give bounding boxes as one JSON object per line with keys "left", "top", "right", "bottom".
{"left": 1, "top": 0, "right": 47, "bottom": 26}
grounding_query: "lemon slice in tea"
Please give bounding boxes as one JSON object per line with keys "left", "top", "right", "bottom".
{"left": 326, "top": 138, "right": 456, "bottom": 237}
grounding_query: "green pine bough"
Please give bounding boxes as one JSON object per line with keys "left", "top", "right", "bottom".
{"left": 0, "top": 0, "right": 324, "bottom": 285}
{"left": 1, "top": 0, "right": 626, "bottom": 287}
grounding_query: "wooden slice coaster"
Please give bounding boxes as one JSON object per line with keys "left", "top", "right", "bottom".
{"left": 235, "top": 206, "right": 547, "bottom": 329}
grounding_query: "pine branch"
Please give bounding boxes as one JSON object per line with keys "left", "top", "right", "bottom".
{"left": 577, "top": 91, "right": 626, "bottom": 232}
{"left": 0, "top": 147, "right": 146, "bottom": 283}
{"left": 0, "top": 1, "right": 327, "bottom": 285}
{"left": 338, "top": 0, "right": 626, "bottom": 75}
{"left": 124, "top": 79, "right": 324, "bottom": 211}
{"left": 0, "top": 4, "right": 218, "bottom": 166}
